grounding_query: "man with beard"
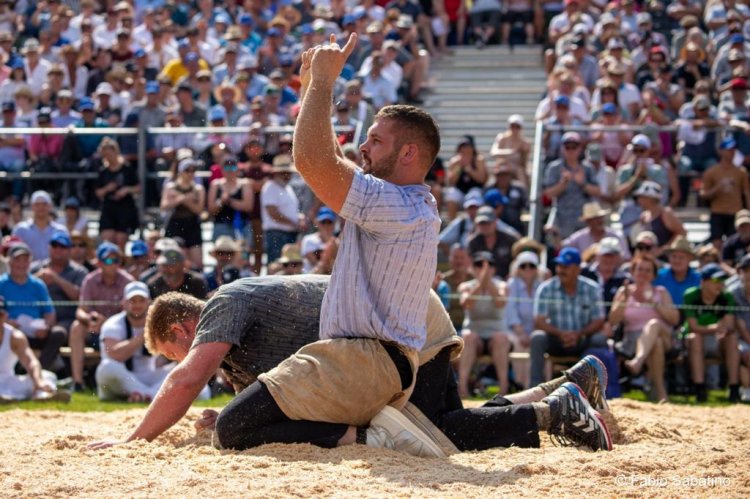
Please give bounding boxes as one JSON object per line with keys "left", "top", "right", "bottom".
{"left": 88, "top": 276, "right": 612, "bottom": 453}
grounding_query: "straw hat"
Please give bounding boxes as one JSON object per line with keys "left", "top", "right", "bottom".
{"left": 579, "top": 201, "right": 610, "bottom": 221}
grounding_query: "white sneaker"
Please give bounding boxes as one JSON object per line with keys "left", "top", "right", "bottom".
{"left": 366, "top": 406, "right": 446, "bottom": 458}
{"left": 740, "top": 387, "right": 750, "bottom": 403}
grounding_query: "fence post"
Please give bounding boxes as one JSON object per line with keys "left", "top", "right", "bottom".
{"left": 528, "top": 119, "right": 545, "bottom": 242}
{"left": 137, "top": 124, "right": 147, "bottom": 231}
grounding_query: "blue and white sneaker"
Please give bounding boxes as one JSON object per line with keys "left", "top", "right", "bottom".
{"left": 564, "top": 355, "right": 609, "bottom": 412}
{"left": 543, "top": 382, "right": 613, "bottom": 451}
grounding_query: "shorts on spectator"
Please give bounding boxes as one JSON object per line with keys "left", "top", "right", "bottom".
{"left": 504, "top": 10, "right": 533, "bottom": 24}
{"left": 100, "top": 207, "right": 139, "bottom": 234}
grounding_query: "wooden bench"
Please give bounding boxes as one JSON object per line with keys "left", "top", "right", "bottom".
{"left": 59, "top": 346, "right": 101, "bottom": 367}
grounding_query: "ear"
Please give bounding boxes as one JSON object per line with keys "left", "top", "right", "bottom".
{"left": 400, "top": 143, "right": 418, "bottom": 164}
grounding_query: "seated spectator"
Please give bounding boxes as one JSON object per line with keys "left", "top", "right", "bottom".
{"left": 0, "top": 102, "right": 26, "bottom": 195}
{"left": 469, "top": 0, "right": 502, "bottom": 48}
{"left": 207, "top": 155, "right": 254, "bottom": 243}
{"left": 12, "top": 191, "right": 68, "bottom": 263}
{"left": 502, "top": 0, "right": 534, "bottom": 46}
{"left": 361, "top": 51, "right": 398, "bottom": 110}
{"left": 482, "top": 189, "right": 522, "bottom": 239}
{"left": 541, "top": 95, "right": 585, "bottom": 162}
{"left": 722, "top": 210, "right": 750, "bottom": 266}
{"left": 204, "top": 237, "right": 241, "bottom": 293}
{"left": 442, "top": 244, "right": 473, "bottom": 331}
{"left": 0, "top": 295, "right": 70, "bottom": 403}
{"left": 563, "top": 202, "right": 631, "bottom": 260}
{"left": 26, "top": 107, "right": 63, "bottom": 176}
{"left": 69, "top": 242, "right": 133, "bottom": 391}
{"left": 490, "top": 162, "right": 528, "bottom": 234}
{"left": 609, "top": 254, "right": 679, "bottom": 402}
{"left": 580, "top": 237, "right": 629, "bottom": 318}
{"left": 456, "top": 251, "right": 511, "bottom": 396}
{"left": 126, "top": 240, "right": 150, "bottom": 281}
{"left": 94, "top": 138, "right": 141, "bottom": 249}
{"left": 58, "top": 197, "right": 88, "bottom": 235}
{"left": 700, "top": 137, "right": 750, "bottom": 246}
{"left": 676, "top": 95, "right": 720, "bottom": 198}
{"left": 684, "top": 264, "right": 742, "bottom": 403}
{"left": 301, "top": 207, "right": 338, "bottom": 274}
{"left": 505, "top": 250, "right": 543, "bottom": 388}
{"left": 70, "top": 231, "right": 96, "bottom": 272}
{"left": 467, "top": 206, "right": 518, "bottom": 278}
{"left": 633, "top": 181, "right": 686, "bottom": 255}
{"left": 0, "top": 243, "right": 66, "bottom": 372}
{"left": 542, "top": 131, "right": 601, "bottom": 239}
{"left": 95, "top": 282, "right": 197, "bottom": 402}
{"left": 160, "top": 159, "right": 205, "bottom": 269}
{"left": 438, "top": 193, "right": 482, "bottom": 253}
{"left": 529, "top": 247, "right": 607, "bottom": 387}
{"left": 590, "top": 102, "right": 631, "bottom": 166}
{"left": 490, "top": 115, "right": 531, "bottom": 186}
{"left": 146, "top": 248, "right": 208, "bottom": 300}
{"left": 444, "top": 135, "right": 488, "bottom": 222}
{"left": 30, "top": 232, "right": 88, "bottom": 338}
{"left": 654, "top": 236, "right": 700, "bottom": 309}
{"left": 269, "top": 244, "right": 305, "bottom": 276}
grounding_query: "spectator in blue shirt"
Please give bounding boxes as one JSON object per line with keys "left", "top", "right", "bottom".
{"left": 653, "top": 236, "right": 701, "bottom": 312}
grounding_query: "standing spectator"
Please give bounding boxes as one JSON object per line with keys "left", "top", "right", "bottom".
{"left": 676, "top": 95, "right": 720, "bottom": 200}
{"left": 69, "top": 242, "right": 133, "bottom": 391}
{"left": 542, "top": 131, "right": 601, "bottom": 239}
{"left": 684, "top": 264, "right": 742, "bottom": 403}
{"left": 161, "top": 158, "right": 205, "bottom": 269}
{"left": 147, "top": 248, "right": 208, "bottom": 300}
{"left": 700, "top": 137, "right": 750, "bottom": 246}
{"left": 634, "top": 181, "right": 686, "bottom": 254}
{"left": 30, "top": 232, "right": 88, "bottom": 341}
{"left": 0, "top": 102, "right": 25, "bottom": 200}
{"left": 467, "top": 206, "right": 519, "bottom": 278}
{"left": 722, "top": 210, "right": 750, "bottom": 266}
{"left": 207, "top": 156, "right": 254, "bottom": 243}
{"left": 653, "top": 236, "right": 700, "bottom": 308}
{"left": 260, "top": 154, "right": 305, "bottom": 264}
{"left": 21, "top": 39, "right": 50, "bottom": 96}
{"left": 529, "top": 247, "right": 607, "bottom": 387}
{"left": 239, "top": 139, "right": 271, "bottom": 275}
{"left": 444, "top": 135, "right": 488, "bottom": 222}
{"left": 204, "top": 237, "right": 241, "bottom": 293}
{"left": 456, "top": 251, "right": 511, "bottom": 396}
{"left": 94, "top": 138, "right": 141, "bottom": 249}
{"left": 0, "top": 243, "right": 66, "bottom": 372}
{"left": 12, "top": 191, "right": 69, "bottom": 263}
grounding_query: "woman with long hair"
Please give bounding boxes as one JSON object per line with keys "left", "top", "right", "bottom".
{"left": 207, "top": 155, "right": 254, "bottom": 244}
{"left": 609, "top": 254, "right": 679, "bottom": 402}
{"left": 94, "top": 137, "right": 140, "bottom": 249}
{"left": 444, "top": 135, "right": 488, "bottom": 221}
{"left": 160, "top": 158, "right": 206, "bottom": 268}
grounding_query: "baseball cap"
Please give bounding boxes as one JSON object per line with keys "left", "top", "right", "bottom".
{"left": 129, "top": 239, "right": 148, "bottom": 257}
{"left": 178, "top": 158, "right": 198, "bottom": 173}
{"left": 730, "top": 33, "right": 745, "bottom": 45}
{"left": 8, "top": 242, "right": 31, "bottom": 259}
{"left": 730, "top": 78, "right": 748, "bottom": 90}
{"left": 156, "top": 248, "right": 185, "bottom": 265}
{"left": 607, "top": 37, "right": 623, "bottom": 50}
{"left": 463, "top": 194, "right": 483, "bottom": 209}
{"left": 30, "top": 190, "right": 52, "bottom": 205}
{"left": 239, "top": 13, "right": 253, "bottom": 25}
{"left": 508, "top": 114, "right": 524, "bottom": 126}
{"left": 483, "top": 188, "right": 509, "bottom": 208}
{"left": 700, "top": 263, "right": 728, "bottom": 281}
{"left": 124, "top": 281, "right": 150, "bottom": 300}
{"left": 720, "top": 136, "right": 737, "bottom": 150}
{"left": 145, "top": 81, "right": 160, "bottom": 94}
{"left": 96, "top": 241, "right": 121, "bottom": 261}
{"left": 315, "top": 207, "right": 336, "bottom": 223}
{"left": 475, "top": 206, "right": 496, "bottom": 224}
{"left": 554, "top": 247, "right": 582, "bottom": 266}
{"left": 472, "top": 251, "right": 496, "bottom": 266}
{"left": 50, "top": 232, "right": 72, "bottom": 248}
{"left": 693, "top": 96, "right": 711, "bottom": 110}
{"left": 1, "top": 101, "right": 15, "bottom": 112}
{"left": 78, "top": 97, "right": 95, "bottom": 111}
{"left": 636, "top": 12, "right": 652, "bottom": 24}
{"left": 515, "top": 251, "right": 539, "bottom": 268}
{"left": 209, "top": 106, "right": 226, "bottom": 122}
{"left": 554, "top": 95, "right": 571, "bottom": 107}
{"left": 735, "top": 209, "right": 750, "bottom": 228}
{"left": 597, "top": 237, "right": 621, "bottom": 256}
{"left": 184, "top": 52, "right": 199, "bottom": 63}
{"left": 154, "top": 237, "right": 180, "bottom": 252}
{"left": 630, "top": 134, "right": 651, "bottom": 149}
{"left": 95, "top": 82, "right": 114, "bottom": 96}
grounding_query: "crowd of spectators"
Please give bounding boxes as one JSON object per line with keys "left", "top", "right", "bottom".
{"left": 2, "top": 0, "right": 750, "bottom": 406}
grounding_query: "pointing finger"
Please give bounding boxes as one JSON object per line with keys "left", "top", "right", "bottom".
{"left": 342, "top": 32, "right": 358, "bottom": 58}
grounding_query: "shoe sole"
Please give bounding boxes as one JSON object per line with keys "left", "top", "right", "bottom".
{"left": 564, "top": 383, "right": 613, "bottom": 451}
{"left": 371, "top": 406, "right": 447, "bottom": 458}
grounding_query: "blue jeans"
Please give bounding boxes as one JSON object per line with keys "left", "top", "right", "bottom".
{"left": 264, "top": 229, "right": 298, "bottom": 263}
{"left": 0, "top": 158, "right": 26, "bottom": 200}
{"left": 529, "top": 330, "right": 608, "bottom": 387}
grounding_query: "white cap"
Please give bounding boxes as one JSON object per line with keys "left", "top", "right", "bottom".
{"left": 597, "top": 237, "right": 622, "bottom": 255}
{"left": 508, "top": 114, "right": 524, "bottom": 126}
{"left": 515, "top": 251, "right": 540, "bottom": 267}
{"left": 633, "top": 180, "right": 662, "bottom": 200}
{"left": 95, "top": 82, "right": 114, "bottom": 96}
{"left": 30, "top": 190, "right": 52, "bottom": 204}
{"left": 630, "top": 133, "right": 652, "bottom": 149}
{"left": 124, "top": 281, "right": 150, "bottom": 300}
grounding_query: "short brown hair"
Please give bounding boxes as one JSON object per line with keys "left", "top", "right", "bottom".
{"left": 375, "top": 105, "right": 441, "bottom": 171}
{"left": 144, "top": 292, "right": 204, "bottom": 354}
{"left": 630, "top": 254, "right": 658, "bottom": 276}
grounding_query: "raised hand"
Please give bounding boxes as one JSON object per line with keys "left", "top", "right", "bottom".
{"left": 309, "top": 33, "right": 358, "bottom": 86}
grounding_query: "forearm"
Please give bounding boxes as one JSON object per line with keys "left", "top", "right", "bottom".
{"left": 535, "top": 317, "right": 562, "bottom": 336}
{"left": 56, "top": 277, "right": 80, "bottom": 301}
{"left": 580, "top": 318, "right": 605, "bottom": 337}
{"left": 294, "top": 80, "right": 338, "bottom": 178}
{"left": 107, "top": 339, "right": 145, "bottom": 363}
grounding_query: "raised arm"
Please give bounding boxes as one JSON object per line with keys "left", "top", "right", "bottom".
{"left": 293, "top": 34, "right": 359, "bottom": 213}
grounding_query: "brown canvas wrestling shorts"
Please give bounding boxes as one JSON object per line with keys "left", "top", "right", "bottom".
{"left": 258, "top": 337, "right": 419, "bottom": 427}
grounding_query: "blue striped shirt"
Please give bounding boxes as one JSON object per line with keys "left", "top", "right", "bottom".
{"left": 320, "top": 171, "right": 441, "bottom": 350}
{"left": 533, "top": 276, "right": 604, "bottom": 333}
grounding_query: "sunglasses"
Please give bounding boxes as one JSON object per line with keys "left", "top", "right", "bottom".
{"left": 283, "top": 262, "right": 301, "bottom": 268}
{"left": 563, "top": 143, "right": 580, "bottom": 150}
{"left": 708, "top": 277, "right": 726, "bottom": 284}
{"left": 318, "top": 219, "right": 334, "bottom": 225}
{"left": 72, "top": 242, "right": 87, "bottom": 248}
{"left": 102, "top": 257, "right": 120, "bottom": 265}
{"left": 633, "top": 147, "right": 647, "bottom": 153}
{"left": 635, "top": 244, "right": 653, "bottom": 251}
{"left": 519, "top": 263, "right": 537, "bottom": 270}
{"left": 223, "top": 164, "right": 238, "bottom": 171}
{"left": 473, "top": 261, "right": 494, "bottom": 267}
{"left": 50, "top": 242, "right": 70, "bottom": 249}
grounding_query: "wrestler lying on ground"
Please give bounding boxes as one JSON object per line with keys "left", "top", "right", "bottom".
{"left": 89, "top": 276, "right": 612, "bottom": 454}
